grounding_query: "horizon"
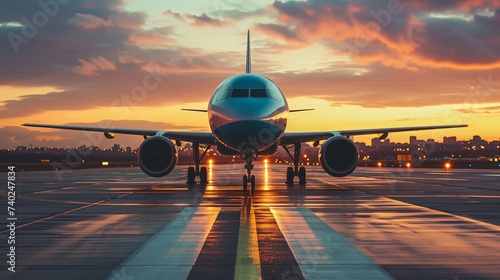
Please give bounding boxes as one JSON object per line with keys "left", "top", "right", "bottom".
{"left": 1, "top": 0, "right": 499, "bottom": 149}
{"left": 3, "top": 133, "right": 497, "bottom": 151}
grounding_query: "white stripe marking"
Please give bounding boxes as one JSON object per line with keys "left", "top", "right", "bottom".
{"left": 106, "top": 207, "right": 220, "bottom": 280}
{"left": 270, "top": 207, "right": 394, "bottom": 280}
{"left": 235, "top": 199, "right": 262, "bottom": 280}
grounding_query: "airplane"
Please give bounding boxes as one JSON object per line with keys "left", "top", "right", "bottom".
{"left": 23, "top": 30, "right": 467, "bottom": 192}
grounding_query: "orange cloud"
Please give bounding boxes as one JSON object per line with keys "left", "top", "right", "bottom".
{"left": 265, "top": 0, "right": 500, "bottom": 70}
{"left": 73, "top": 56, "right": 117, "bottom": 76}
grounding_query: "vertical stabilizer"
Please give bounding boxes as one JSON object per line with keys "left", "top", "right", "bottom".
{"left": 246, "top": 30, "right": 251, "bottom": 73}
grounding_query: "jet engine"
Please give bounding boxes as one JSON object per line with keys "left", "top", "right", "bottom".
{"left": 319, "top": 136, "right": 358, "bottom": 177}
{"left": 138, "top": 136, "right": 178, "bottom": 177}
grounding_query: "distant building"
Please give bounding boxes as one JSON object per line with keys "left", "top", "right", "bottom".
{"left": 112, "top": 144, "right": 121, "bottom": 152}
{"left": 409, "top": 136, "right": 417, "bottom": 145}
{"left": 443, "top": 136, "right": 457, "bottom": 144}
{"left": 371, "top": 138, "right": 390, "bottom": 146}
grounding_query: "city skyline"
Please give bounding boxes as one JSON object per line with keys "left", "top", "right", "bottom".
{"left": 3, "top": 134, "right": 499, "bottom": 170}
{"left": 1, "top": 1, "right": 500, "bottom": 149}
{"left": 4, "top": 133, "right": 498, "bottom": 150}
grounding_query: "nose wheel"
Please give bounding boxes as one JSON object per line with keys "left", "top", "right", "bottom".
{"left": 241, "top": 145, "right": 257, "bottom": 194}
{"left": 242, "top": 174, "right": 255, "bottom": 193}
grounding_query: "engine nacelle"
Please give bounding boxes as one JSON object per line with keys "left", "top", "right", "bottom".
{"left": 319, "top": 136, "right": 358, "bottom": 177}
{"left": 138, "top": 136, "right": 178, "bottom": 177}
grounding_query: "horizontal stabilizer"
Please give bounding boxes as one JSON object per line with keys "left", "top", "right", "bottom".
{"left": 289, "top": 108, "right": 315, "bottom": 113}
{"left": 181, "top": 108, "right": 208, "bottom": 112}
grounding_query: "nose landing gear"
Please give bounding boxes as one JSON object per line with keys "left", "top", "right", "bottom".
{"left": 241, "top": 145, "right": 257, "bottom": 194}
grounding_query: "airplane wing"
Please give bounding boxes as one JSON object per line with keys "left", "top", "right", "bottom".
{"left": 22, "top": 123, "right": 215, "bottom": 145}
{"left": 280, "top": 124, "right": 468, "bottom": 145}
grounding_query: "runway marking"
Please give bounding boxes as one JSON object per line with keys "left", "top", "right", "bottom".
{"left": 106, "top": 207, "right": 220, "bottom": 280}
{"left": 254, "top": 207, "right": 305, "bottom": 280}
{"left": 187, "top": 208, "right": 241, "bottom": 279}
{"left": 235, "top": 197, "right": 262, "bottom": 280}
{"left": 481, "top": 173, "right": 500, "bottom": 177}
{"left": 0, "top": 195, "right": 121, "bottom": 233}
{"left": 270, "top": 207, "right": 394, "bottom": 280}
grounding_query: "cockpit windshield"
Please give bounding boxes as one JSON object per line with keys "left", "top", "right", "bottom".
{"left": 250, "top": 89, "right": 267, "bottom": 98}
{"left": 216, "top": 87, "right": 281, "bottom": 101}
{"left": 231, "top": 89, "right": 248, "bottom": 98}
{"left": 230, "top": 88, "right": 269, "bottom": 98}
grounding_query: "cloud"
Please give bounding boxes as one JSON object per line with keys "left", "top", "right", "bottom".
{"left": 185, "top": 13, "right": 225, "bottom": 27}
{"left": 163, "top": 9, "right": 183, "bottom": 20}
{"left": 266, "top": 64, "right": 500, "bottom": 108}
{"left": 455, "top": 104, "right": 500, "bottom": 114}
{"left": 211, "top": 8, "right": 270, "bottom": 19}
{"left": 256, "top": 23, "right": 304, "bottom": 43}
{"left": 73, "top": 56, "right": 117, "bottom": 76}
{"left": 128, "top": 27, "right": 175, "bottom": 45}
{"left": 67, "top": 13, "right": 114, "bottom": 29}
{"left": 0, "top": 0, "right": 239, "bottom": 120}
{"left": 68, "top": 11, "right": 146, "bottom": 30}
{"left": 263, "top": 0, "right": 500, "bottom": 70}
{"left": 163, "top": 9, "right": 226, "bottom": 27}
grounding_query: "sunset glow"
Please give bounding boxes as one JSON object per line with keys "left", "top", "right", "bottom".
{"left": 1, "top": 0, "right": 499, "bottom": 148}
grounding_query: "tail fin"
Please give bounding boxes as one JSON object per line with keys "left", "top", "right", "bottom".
{"left": 246, "top": 30, "right": 251, "bottom": 73}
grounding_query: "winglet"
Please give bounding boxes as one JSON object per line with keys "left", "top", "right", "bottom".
{"left": 246, "top": 30, "right": 251, "bottom": 73}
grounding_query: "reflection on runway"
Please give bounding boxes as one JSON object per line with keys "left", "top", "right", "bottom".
{"left": 263, "top": 159, "right": 269, "bottom": 191}
{"left": 1, "top": 166, "right": 499, "bottom": 280}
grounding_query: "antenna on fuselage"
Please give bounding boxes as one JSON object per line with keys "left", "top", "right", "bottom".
{"left": 246, "top": 30, "right": 251, "bottom": 73}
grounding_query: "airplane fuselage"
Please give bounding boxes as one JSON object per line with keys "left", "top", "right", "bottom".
{"left": 208, "top": 73, "right": 288, "bottom": 156}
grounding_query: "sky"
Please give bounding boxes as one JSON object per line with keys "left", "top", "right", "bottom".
{"left": 1, "top": 0, "right": 499, "bottom": 149}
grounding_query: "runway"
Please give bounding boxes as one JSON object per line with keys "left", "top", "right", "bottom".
{"left": 1, "top": 164, "right": 499, "bottom": 280}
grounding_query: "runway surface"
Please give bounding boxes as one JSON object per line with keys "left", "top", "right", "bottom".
{"left": 1, "top": 164, "right": 499, "bottom": 280}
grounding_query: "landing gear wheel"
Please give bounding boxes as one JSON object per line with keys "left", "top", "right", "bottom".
{"left": 286, "top": 167, "right": 294, "bottom": 184}
{"left": 250, "top": 175, "right": 255, "bottom": 193}
{"left": 243, "top": 175, "right": 248, "bottom": 192}
{"left": 200, "top": 167, "right": 208, "bottom": 185}
{"left": 298, "top": 167, "right": 306, "bottom": 184}
{"left": 187, "top": 167, "right": 195, "bottom": 184}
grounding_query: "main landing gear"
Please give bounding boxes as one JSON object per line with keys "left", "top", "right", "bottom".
{"left": 283, "top": 143, "right": 307, "bottom": 184}
{"left": 241, "top": 145, "right": 257, "bottom": 194}
{"left": 186, "top": 142, "right": 211, "bottom": 185}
